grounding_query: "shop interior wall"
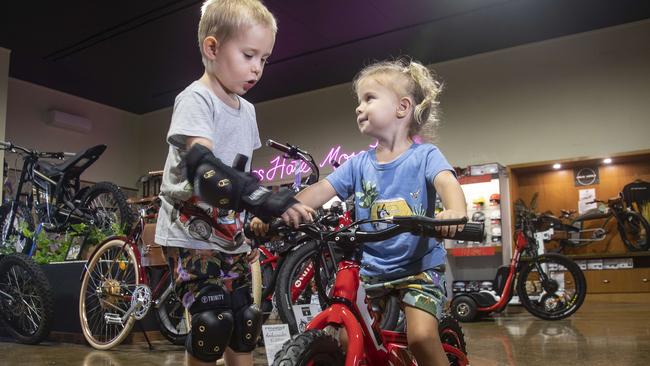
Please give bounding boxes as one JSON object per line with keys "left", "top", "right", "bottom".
{"left": 0, "top": 48, "right": 10, "bottom": 201}
{"left": 139, "top": 20, "right": 650, "bottom": 182}
{"left": 5, "top": 20, "right": 649, "bottom": 193}
{"left": 5, "top": 78, "right": 142, "bottom": 191}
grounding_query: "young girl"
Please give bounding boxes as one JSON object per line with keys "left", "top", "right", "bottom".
{"left": 278, "top": 58, "right": 467, "bottom": 366}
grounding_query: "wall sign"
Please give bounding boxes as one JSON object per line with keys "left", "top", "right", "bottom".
{"left": 253, "top": 141, "right": 378, "bottom": 183}
{"left": 574, "top": 167, "right": 599, "bottom": 186}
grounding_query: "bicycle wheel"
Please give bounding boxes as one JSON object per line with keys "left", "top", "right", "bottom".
{"left": 149, "top": 268, "right": 189, "bottom": 345}
{"left": 272, "top": 329, "right": 344, "bottom": 366}
{"left": 82, "top": 182, "right": 134, "bottom": 234}
{"left": 78, "top": 238, "right": 140, "bottom": 349}
{"left": 439, "top": 315, "right": 467, "bottom": 366}
{"left": 618, "top": 211, "right": 650, "bottom": 251}
{"left": 516, "top": 253, "right": 586, "bottom": 320}
{"left": 0, "top": 202, "right": 34, "bottom": 254}
{"left": 275, "top": 241, "right": 337, "bottom": 334}
{"left": 0, "top": 253, "right": 53, "bottom": 344}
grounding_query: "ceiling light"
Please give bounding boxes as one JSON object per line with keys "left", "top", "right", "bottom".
{"left": 553, "top": 163, "right": 561, "bottom": 169}
{"left": 603, "top": 158, "right": 612, "bottom": 164}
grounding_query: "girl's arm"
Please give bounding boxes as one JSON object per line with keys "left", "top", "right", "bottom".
{"left": 433, "top": 170, "right": 467, "bottom": 236}
{"left": 280, "top": 180, "right": 338, "bottom": 226}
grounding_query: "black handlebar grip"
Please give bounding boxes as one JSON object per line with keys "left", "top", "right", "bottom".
{"left": 266, "top": 139, "right": 292, "bottom": 154}
{"left": 447, "top": 222, "right": 484, "bottom": 242}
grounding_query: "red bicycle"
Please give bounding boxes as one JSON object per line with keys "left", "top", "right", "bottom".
{"left": 259, "top": 140, "right": 399, "bottom": 334}
{"left": 450, "top": 197, "right": 587, "bottom": 322}
{"left": 249, "top": 215, "right": 483, "bottom": 366}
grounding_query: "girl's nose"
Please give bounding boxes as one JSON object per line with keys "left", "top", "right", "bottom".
{"left": 356, "top": 105, "right": 362, "bottom": 115}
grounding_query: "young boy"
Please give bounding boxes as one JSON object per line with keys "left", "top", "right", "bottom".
{"left": 154, "top": 1, "right": 311, "bottom": 365}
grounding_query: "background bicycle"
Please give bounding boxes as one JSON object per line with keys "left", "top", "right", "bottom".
{"left": 78, "top": 195, "right": 189, "bottom": 350}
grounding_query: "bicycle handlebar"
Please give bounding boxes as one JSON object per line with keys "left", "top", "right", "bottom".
{"left": 266, "top": 139, "right": 320, "bottom": 185}
{"left": 1, "top": 140, "right": 75, "bottom": 160}
{"left": 246, "top": 216, "right": 484, "bottom": 246}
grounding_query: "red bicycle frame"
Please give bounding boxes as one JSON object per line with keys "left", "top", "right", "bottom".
{"left": 305, "top": 258, "right": 468, "bottom": 366}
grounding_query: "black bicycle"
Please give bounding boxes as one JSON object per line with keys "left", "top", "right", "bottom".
{"left": 0, "top": 141, "right": 133, "bottom": 254}
{"left": 0, "top": 140, "right": 132, "bottom": 344}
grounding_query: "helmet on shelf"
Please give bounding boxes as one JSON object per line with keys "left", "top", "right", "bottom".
{"left": 471, "top": 211, "right": 486, "bottom": 222}
{"left": 472, "top": 197, "right": 486, "bottom": 209}
{"left": 489, "top": 193, "right": 500, "bottom": 206}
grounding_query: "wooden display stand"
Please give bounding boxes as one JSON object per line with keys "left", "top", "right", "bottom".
{"left": 508, "top": 150, "right": 650, "bottom": 294}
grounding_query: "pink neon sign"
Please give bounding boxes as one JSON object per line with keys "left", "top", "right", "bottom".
{"left": 253, "top": 141, "right": 378, "bottom": 182}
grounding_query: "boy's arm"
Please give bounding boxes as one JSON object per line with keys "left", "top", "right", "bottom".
{"left": 186, "top": 136, "right": 213, "bottom": 150}
{"left": 433, "top": 170, "right": 467, "bottom": 236}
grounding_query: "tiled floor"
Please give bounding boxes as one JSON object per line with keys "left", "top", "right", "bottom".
{"left": 1, "top": 297, "right": 649, "bottom": 365}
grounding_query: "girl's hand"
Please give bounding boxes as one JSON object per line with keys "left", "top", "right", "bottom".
{"left": 281, "top": 202, "right": 316, "bottom": 228}
{"left": 246, "top": 248, "right": 260, "bottom": 264}
{"left": 435, "top": 209, "right": 466, "bottom": 237}
{"left": 250, "top": 217, "right": 269, "bottom": 238}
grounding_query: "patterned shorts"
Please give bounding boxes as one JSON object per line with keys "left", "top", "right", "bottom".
{"left": 167, "top": 247, "right": 252, "bottom": 310}
{"left": 362, "top": 267, "right": 447, "bottom": 321}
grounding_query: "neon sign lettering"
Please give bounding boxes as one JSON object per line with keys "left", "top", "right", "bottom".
{"left": 253, "top": 141, "right": 378, "bottom": 183}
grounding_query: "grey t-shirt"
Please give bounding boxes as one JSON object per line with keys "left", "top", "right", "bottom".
{"left": 154, "top": 81, "right": 261, "bottom": 252}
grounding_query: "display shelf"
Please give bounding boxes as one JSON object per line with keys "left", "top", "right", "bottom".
{"left": 566, "top": 251, "right": 650, "bottom": 260}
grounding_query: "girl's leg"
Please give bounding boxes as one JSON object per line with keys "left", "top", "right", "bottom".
{"left": 404, "top": 304, "right": 449, "bottom": 366}
{"left": 223, "top": 347, "right": 253, "bottom": 366}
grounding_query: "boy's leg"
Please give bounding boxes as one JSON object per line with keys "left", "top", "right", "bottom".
{"left": 404, "top": 305, "right": 449, "bottom": 366}
{"left": 224, "top": 347, "right": 253, "bottom": 366}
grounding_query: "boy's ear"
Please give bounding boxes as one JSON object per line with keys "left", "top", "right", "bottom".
{"left": 202, "top": 36, "right": 220, "bottom": 60}
{"left": 396, "top": 97, "right": 412, "bottom": 118}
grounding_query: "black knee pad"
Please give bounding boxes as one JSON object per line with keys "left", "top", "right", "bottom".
{"left": 229, "top": 288, "right": 263, "bottom": 353}
{"left": 186, "top": 286, "right": 234, "bottom": 362}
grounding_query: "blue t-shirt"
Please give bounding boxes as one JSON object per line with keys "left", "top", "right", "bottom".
{"left": 326, "top": 143, "right": 454, "bottom": 280}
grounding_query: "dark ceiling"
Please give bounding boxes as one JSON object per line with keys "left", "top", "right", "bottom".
{"left": 2, "top": 0, "right": 649, "bottom": 114}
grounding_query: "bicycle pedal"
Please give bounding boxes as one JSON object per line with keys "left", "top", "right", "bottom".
{"left": 105, "top": 313, "right": 123, "bottom": 325}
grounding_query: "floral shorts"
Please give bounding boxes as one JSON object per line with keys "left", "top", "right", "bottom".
{"left": 167, "top": 247, "right": 252, "bottom": 310}
{"left": 362, "top": 267, "right": 448, "bottom": 321}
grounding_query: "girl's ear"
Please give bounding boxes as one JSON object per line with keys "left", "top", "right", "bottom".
{"left": 396, "top": 97, "right": 412, "bottom": 118}
{"left": 202, "top": 36, "right": 220, "bottom": 60}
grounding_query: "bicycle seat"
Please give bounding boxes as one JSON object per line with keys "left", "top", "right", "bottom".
{"left": 35, "top": 145, "right": 106, "bottom": 180}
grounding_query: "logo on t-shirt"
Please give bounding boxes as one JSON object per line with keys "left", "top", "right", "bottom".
{"left": 370, "top": 198, "right": 413, "bottom": 229}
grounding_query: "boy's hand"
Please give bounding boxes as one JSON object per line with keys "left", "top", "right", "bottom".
{"left": 435, "top": 209, "right": 466, "bottom": 237}
{"left": 250, "top": 217, "right": 269, "bottom": 238}
{"left": 281, "top": 202, "right": 316, "bottom": 228}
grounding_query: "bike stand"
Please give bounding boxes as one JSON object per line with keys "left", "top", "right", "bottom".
{"left": 136, "top": 320, "right": 154, "bottom": 351}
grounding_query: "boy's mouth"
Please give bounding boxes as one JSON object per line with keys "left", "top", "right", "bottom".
{"left": 243, "top": 80, "right": 257, "bottom": 91}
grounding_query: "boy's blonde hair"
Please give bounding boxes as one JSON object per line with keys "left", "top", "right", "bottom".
{"left": 198, "top": 0, "right": 277, "bottom": 61}
{"left": 353, "top": 58, "right": 443, "bottom": 142}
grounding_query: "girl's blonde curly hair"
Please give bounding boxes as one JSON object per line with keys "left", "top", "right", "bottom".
{"left": 353, "top": 57, "right": 443, "bottom": 142}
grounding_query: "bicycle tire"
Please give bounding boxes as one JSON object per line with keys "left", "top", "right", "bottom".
{"left": 82, "top": 182, "right": 135, "bottom": 234}
{"left": 148, "top": 267, "right": 189, "bottom": 345}
{"left": 274, "top": 241, "right": 336, "bottom": 334}
{"left": 275, "top": 241, "right": 400, "bottom": 333}
{"left": 516, "top": 253, "right": 586, "bottom": 320}
{"left": 439, "top": 315, "right": 468, "bottom": 366}
{"left": 0, "top": 253, "right": 53, "bottom": 344}
{"left": 272, "top": 329, "right": 344, "bottom": 366}
{"left": 79, "top": 237, "right": 140, "bottom": 349}
{"left": 618, "top": 211, "right": 650, "bottom": 251}
{"left": 0, "top": 202, "right": 35, "bottom": 254}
